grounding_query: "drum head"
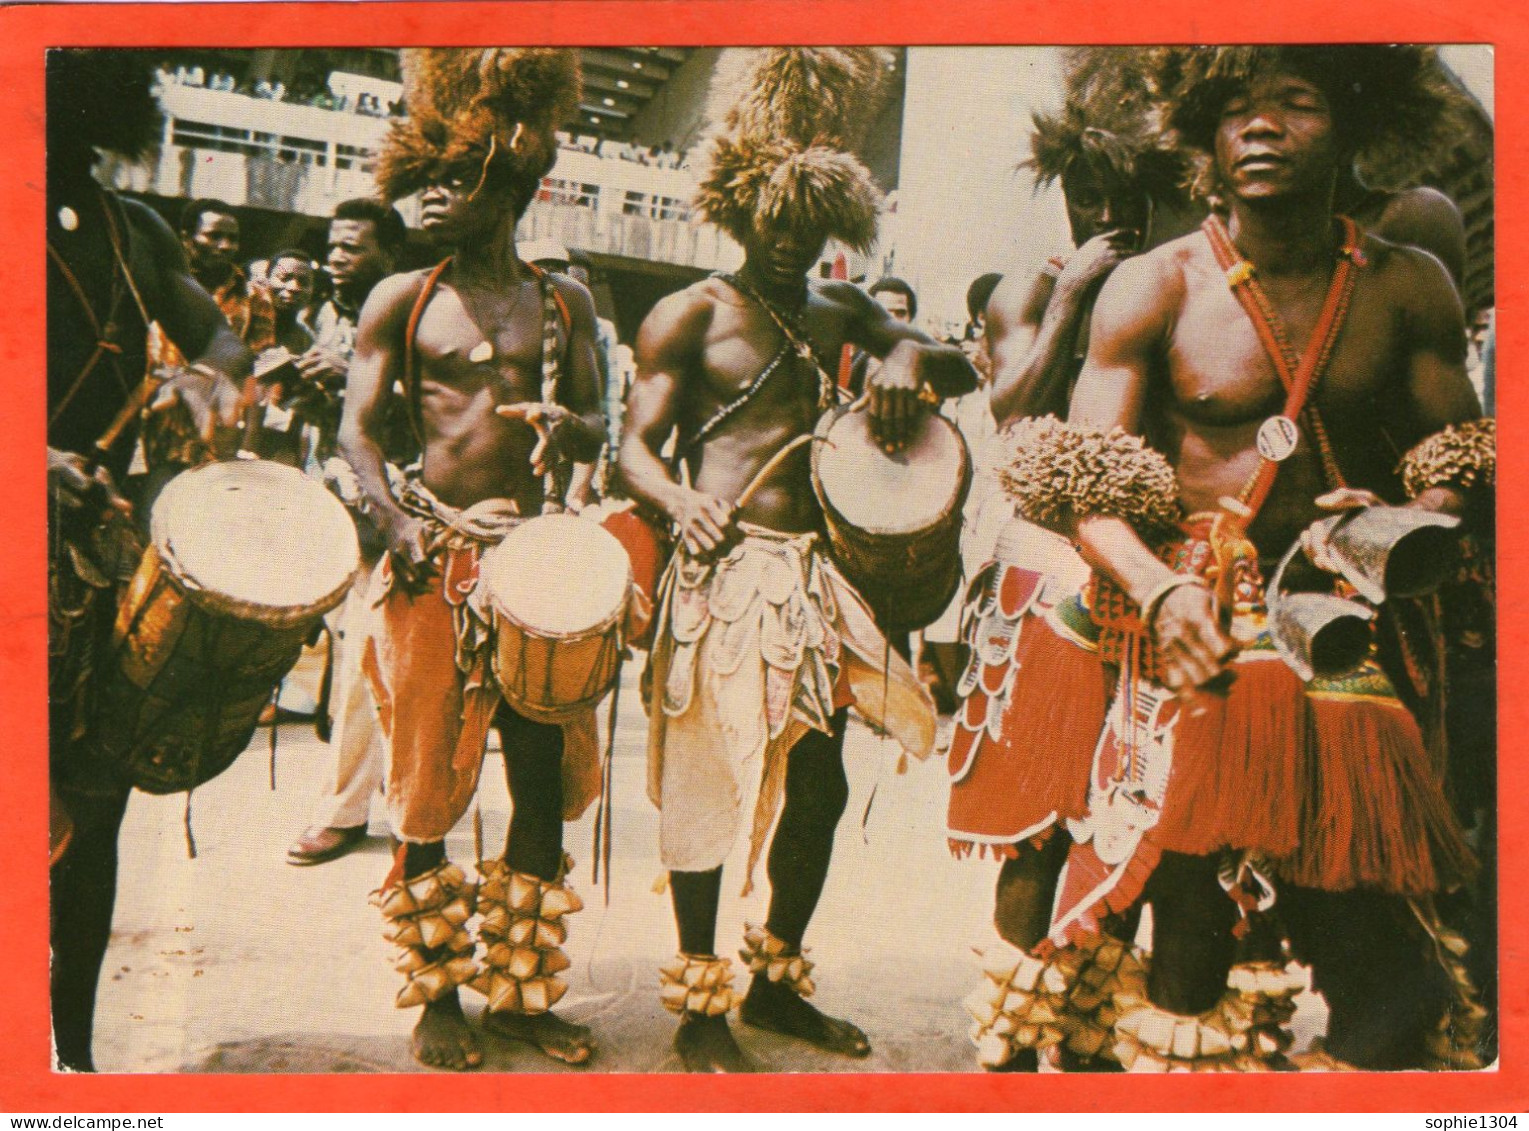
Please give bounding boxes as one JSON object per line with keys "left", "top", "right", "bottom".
{"left": 152, "top": 460, "right": 360, "bottom": 621}
{"left": 481, "top": 513, "right": 632, "bottom": 636}
{"left": 814, "top": 408, "right": 968, "bottom": 535}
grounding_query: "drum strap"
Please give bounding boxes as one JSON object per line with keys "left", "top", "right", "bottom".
{"left": 681, "top": 340, "right": 793, "bottom": 460}
{"left": 402, "top": 257, "right": 572, "bottom": 450}
{"left": 402, "top": 258, "right": 453, "bottom": 448}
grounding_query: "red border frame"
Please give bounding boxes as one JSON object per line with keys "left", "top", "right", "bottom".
{"left": 1, "top": 0, "right": 1522, "bottom": 1112}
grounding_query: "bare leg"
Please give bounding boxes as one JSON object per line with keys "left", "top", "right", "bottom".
{"left": 670, "top": 868, "right": 754, "bottom": 1073}
{"left": 50, "top": 785, "right": 130, "bottom": 1072}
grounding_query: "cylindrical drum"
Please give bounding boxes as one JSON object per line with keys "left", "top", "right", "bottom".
{"left": 811, "top": 404, "right": 972, "bottom": 631}
{"left": 93, "top": 459, "right": 360, "bottom": 794}
{"left": 482, "top": 512, "right": 632, "bottom": 722}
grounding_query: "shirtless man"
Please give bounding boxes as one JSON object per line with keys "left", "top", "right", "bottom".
{"left": 47, "top": 49, "right": 249, "bottom": 1071}
{"left": 1012, "top": 46, "right": 1487, "bottom": 1070}
{"left": 345, "top": 47, "right": 604, "bottom": 1071}
{"left": 622, "top": 220, "right": 975, "bottom": 1073}
{"left": 621, "top": 48, "right": 976, "bottom": 1070}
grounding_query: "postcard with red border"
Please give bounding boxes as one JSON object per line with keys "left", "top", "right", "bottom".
{"left": 1, "top": 0, "right": 1523, "bottom": 1113}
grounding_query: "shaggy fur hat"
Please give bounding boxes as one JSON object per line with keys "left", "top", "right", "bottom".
{"left": 694, "top": 48, "right": 893, "bottom": 251}
{"left": 1026, "top": 47, "right": 1187, "bottom": 204}
{"left": 1154, "top": 45, "right": 1471, "bottom": 192}
{"left": 375, "top": 48, "right": 582, "bottom": 212}
{"left": 47, "top": 49, "right": 163, "bottom": 165}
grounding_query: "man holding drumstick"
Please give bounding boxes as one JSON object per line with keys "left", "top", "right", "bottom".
{"left": 619, "top": 48, "right": 976, "bottom": 1073}
{"left": 342, "top": 49, "right": 605, "bottom": 1071}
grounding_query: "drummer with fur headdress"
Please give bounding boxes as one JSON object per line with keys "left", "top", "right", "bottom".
{"left": 344, "top": 48, "right": 607, "bottom": 1071}
{"left": 619, "top": 48, "right": 978, "bottom": 1072}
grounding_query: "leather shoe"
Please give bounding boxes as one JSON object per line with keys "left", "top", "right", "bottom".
{"left": 286, "top": 824, "right": 368, "bottom": 866}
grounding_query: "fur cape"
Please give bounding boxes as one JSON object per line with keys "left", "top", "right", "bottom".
{"left": 693, "top": 48, "right": 893, "bottom": 251}
{"left": 375, "top": 48, "right": 582, "bottom": 208}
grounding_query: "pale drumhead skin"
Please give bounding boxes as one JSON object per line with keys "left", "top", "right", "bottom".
{"left": 152, "top": 460, "right": 360, "bottom": 617}
{"left": 481, "top": 513, "right": 632, "bottom": 637}
{"left": 815, "top": 410, "right": 967, "bottom": 536}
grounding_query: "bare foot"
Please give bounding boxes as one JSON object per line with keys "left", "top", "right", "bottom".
{"left": 482, "top": 1009, "right": 594, "bottom": 1065}
{"left": 411, "top": 995, "right": 483, "bottom": 1071}
{"left": 740, "top": 976, "right": 870, "bottom": 1057}
{"left": 674, "top": 1013, "right": 756, "bottom": 1073}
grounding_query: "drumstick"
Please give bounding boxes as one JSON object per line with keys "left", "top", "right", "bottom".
{"left": 733, "top": 432, "right": 820, "bottom": 511}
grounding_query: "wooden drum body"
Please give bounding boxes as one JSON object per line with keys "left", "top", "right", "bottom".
{"left": 482, "top": 513, "right": 632, "bottom": 723}
{"left": 93, "top": 460, "right": 359, "bottom": 794}
{"left": 811, "top": 405, "right": 972, "bottom": 632}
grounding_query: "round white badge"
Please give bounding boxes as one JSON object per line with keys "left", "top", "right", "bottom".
{"left": 57, "top": 206, "right": 79, "bottom": 232}
{"left": 1256, "top": 415, "right": 1300, "bottom": 462}
{"left": 469, "top": 341, "right": 494, "bottom": 364}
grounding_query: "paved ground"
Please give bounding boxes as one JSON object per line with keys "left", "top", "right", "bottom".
{"left": 93, "top": 663, "right": 1326, "bottom": 1075}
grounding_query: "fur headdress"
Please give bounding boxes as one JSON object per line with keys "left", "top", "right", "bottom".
{"left": 1154, "top": 45, "right": 1473, "bottom": 193}
{"left": 375, "top": 48, "right": 582, "bottom": 210}
{"left": 694, "top": 48, "right": 893, "bottom": 251}
{"left": 1025, "top": 47, "right": 1186, "bottom": 204}
{"left": 47, "top": 49, "right": 163, "bottom": 165}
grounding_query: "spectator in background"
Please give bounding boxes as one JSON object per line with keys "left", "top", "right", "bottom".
{"left": 242, "top": 250, "right": 317, "bottom": 467}
{"left": 920, "top": 272, "right": 1007, "bottom": 725}
{"left": 265, "top": 250, "right": 316, "bottom": 357}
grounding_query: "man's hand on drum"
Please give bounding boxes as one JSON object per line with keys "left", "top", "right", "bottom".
{"left": 1148, "top": 582, "right": 1239, "bottom": 696}
{"left": 384, "top": 514, "right": 437, "bottom": 596}
{"left": 1300, "top": 487, "right": 1383, "bottom": 574}
{"left": 47, "top": 447, "right": 124, "bottom": 513}
{"left": 496, "top": 401, "right": 575, "bottom": 477}
{"left": 669, "top": 488, "right": 737, "bottom": 558}
{"left": 866, "top": 339, "right": 932, "bottom": 454}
